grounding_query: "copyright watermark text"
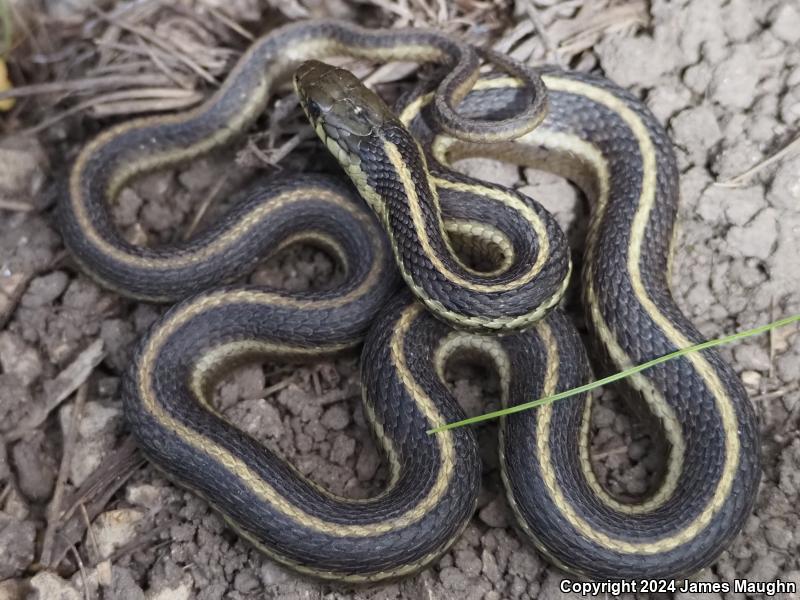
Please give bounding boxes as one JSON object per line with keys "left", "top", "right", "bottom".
{"left": 560, "top": 578, "right": 796, "bottom": 597}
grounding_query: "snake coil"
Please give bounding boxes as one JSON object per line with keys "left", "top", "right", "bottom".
{"left": 58, "top": 19, "right": 760, "bottom": 582}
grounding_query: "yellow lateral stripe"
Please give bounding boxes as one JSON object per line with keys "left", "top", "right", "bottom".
{"left": 71, "top": 180, "right": 367, "bottom": 268}
{"left": 383, "top": 141, "right": 552, "bottom": 294}
{"left": 0, "top": 60, "right": 14, "bottom": 112}
{"left": 328, "top": 123, "right": 567, "bottom": 330}
{"left": 421, "top": 73, "right": 736, "bottom": 550}
{"left": 70, "top": 34, "right": 451, "bottom": 271}
{"left": 398, "top": 77, "right": 523, "bottom": 125}
{"left": 549, "top": 74, "right": 741, "bottom": 509}
{"left": 184, "top": 337, "right": 400, "bottom": 505}
{"left": 443, "top": 219, "right": 515, "bottom": 276}
{"left": 138, "top": 301, "right": 454, "bottom": 536}
{"left": 186, "top": 336, "right": 401, "bottom": 506}
{"left": 505, "top": 127, "right": 687, "bottom": 515}
{"left": 229, "top": 487, "right": 471, "bottom": 582}
{"left": 527, "top": 74, "right": 738, "bottom": 552}
{"left": 499, "top": 320, "right": 574, "bottom": 573}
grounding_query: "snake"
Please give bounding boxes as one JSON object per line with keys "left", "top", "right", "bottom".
{"left": 57, "top": 19, "right": 760, "bottom": 583}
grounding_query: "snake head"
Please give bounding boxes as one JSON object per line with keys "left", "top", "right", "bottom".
{"left": 294, "top": 60, "right": 397, "bottom": 163}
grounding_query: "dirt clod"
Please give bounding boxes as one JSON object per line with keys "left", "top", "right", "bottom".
{"left": 0, "top": 514, "right": 35, "bottom": 579}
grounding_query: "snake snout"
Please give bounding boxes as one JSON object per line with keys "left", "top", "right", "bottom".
{"left": 294, "top": 60, "right": 397, "bottom": 149}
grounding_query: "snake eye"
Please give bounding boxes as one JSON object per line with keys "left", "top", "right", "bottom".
{"left": 302, "top": 97, "right": 322, "bottom": 124}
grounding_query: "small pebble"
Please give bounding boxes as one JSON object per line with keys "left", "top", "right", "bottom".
{"left": 29, "top": 572, "right": 80, "bottom": 600}
{"left": 90, "top": 509, "right": 144, "bottom": 560}
{"left": 320, "top": 404, "right": 350, "bottom": 430}
{"left": 20, "top": 271, "right": 69, "bottom": 308}
{"left": 770, "top": 2, "right": 800, "bottom": 44}
{"left": 478, "top": 495, "right": 509, "bottom": 529}
{"left": 725, "top": 209, "right": 778, "bottom": 260}
{"left": 329, "top": 433, "right": 355, "bottom": 465}
{"left": 0, "top": 514, "right": 36, "bottom": 579}
{"left": 592, "top": 405, "right": 616, "bottom": 429}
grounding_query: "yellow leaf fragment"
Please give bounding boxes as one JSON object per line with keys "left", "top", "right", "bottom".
{"left": 0, "top": 59, "right": 14, "bottom": 111}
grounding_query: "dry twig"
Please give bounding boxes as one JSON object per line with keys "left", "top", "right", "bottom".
{"left": 521, "top": 0, "right": 562, "bottom": 65}
{"left": 40, "top": 382, "right": 91, "bottom": 566}
{"left": 716, "top": 133, "right": 800, "bottom": 188}
{"left": 0, "top": 198, "right": 33, "bottom": 211}
{"left": 0, "top": 73, "right": 172, "bottom": 101}
{"left": 5, "top": 339, "right": 105, "bottom": 441}
{"left": 752, "top": 384, "right": 800, "bottom": 402}
{"left": 92, "top": 8, "right": 218, "bottom": 85}
{"left": 49, "top": 437, "right": 144, "bottom": 569}
{"left": 104, "top": 518, "right": 177, "bottom": 564}
{"left": 207, "top": 7, "right": 254, "bottom": 41}
{"left": 182, "top": 173, "right": 230, "bottom": 240}
{"left": 554, "top": 0, "right": 648, "bottom": 58}
{"left": 70, "top": 546, "right": 91, "bottom": 600}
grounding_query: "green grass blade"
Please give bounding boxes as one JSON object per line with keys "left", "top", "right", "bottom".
{"left": 427, "top": 313, "right": 800, "bottom": 435}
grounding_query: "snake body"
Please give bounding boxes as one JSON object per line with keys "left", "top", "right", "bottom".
{"left": 396, "top": 71, "right": 761, "bottom": 578}
{"left": 59, "top": 20, "right": 545, "bottom": 302}
{"left": 58, "top": 19, "right": 760, "bottom": 583}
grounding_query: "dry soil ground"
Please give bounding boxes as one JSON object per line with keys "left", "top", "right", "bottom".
{"left": 0, "top": 1, "right": 798, "bottom": 599}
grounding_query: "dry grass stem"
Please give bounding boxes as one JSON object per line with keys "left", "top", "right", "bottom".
{"left": 0, "top": 198, "right": 33, "bottom": 211}
{"left": 183, "top": 173, "right": 230, "bottom": 240}
{"left": 716, "top": 133, "right": 800, "bottom": 188}
{"left": 50, "top": 437, "right": 144, "bottom": 568}
{"left": 5, "top": 339, "right": 105, "bottom": 441}
{"left": 40, "top": 382, "right": 90, "bottom": 566}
